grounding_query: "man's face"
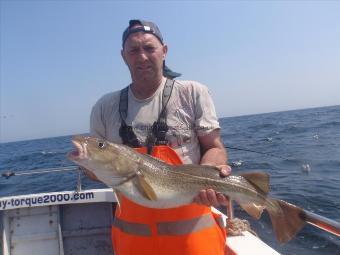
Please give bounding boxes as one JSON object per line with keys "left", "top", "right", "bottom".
{"left": 122, "top": 30, "right": 167, "bottom": 83}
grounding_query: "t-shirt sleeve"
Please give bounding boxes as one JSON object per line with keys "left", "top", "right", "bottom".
{"left": 90, "top": 100, "right": 106, "bottom": 139}
{"left": 194, "top": 83, "right": 220, "bottom": 136}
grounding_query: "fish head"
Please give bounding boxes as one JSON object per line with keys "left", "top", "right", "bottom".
{"left": 68, "top": 136, "right": 138, "bottom": 185}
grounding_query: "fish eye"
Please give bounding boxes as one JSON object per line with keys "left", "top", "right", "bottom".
{"left": 97, "top": 140, "right": 106, "bottom": 149}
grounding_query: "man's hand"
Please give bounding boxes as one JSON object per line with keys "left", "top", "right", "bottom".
{"left": 195, "top": 129, "right": 231, "bottom": 207}
{"left": 193, "top": 165, "right": 231, "bottom": 207}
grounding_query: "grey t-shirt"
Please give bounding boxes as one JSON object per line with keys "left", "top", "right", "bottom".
{"left": 90, "top": 77, "right": 220, "bottom": 164}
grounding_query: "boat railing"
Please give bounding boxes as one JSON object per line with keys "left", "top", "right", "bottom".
{"left": 1, "top": 166, "right": 340, "bottom": 238}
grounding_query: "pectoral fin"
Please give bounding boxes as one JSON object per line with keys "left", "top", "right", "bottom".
{"left": 135, "top": 172, "right": 158, "bottom": 201}
{"left": 113, "top": 189, "right": 123, "bottom": 216}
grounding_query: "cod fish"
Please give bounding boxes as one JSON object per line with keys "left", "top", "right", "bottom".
{"left": 68, "top": 136, "right": 306, "bottom": 243}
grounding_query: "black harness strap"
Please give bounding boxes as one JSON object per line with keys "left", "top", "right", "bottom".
{"left": 119, "top": 86, "right": 141, "bottom": 147}
{"left": 159, "top": 78, "right": 174, "bottom": 124}
{"left": 119, "top": 86, "right": 129, "bottom": 121}
{"left": 151, "top": 79, "right": 174, "bottom": 146}
{"left": 118, "top": 79, "right": 175, "bottom": 152}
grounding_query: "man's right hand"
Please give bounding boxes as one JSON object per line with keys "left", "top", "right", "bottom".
{"left": 193, "top": 165, "right": 231, "bottom": 207}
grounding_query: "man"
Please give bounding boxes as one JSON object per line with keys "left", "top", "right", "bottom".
{"left": 90, "top": 19, "right": 231, "bottom": 255}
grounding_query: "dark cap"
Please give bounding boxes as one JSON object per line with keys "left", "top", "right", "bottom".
{"left": 122, "top": 20, "right": 164, "bottom": 48}
{"left": 122, "top": 19, "right": 181, "bottom": 79}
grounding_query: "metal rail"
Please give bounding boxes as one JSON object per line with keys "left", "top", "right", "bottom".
{"left": 303, "top": 210, "right": 340, "bottom": 237}
{"left": 1, "top": 166, "right": 79, "bottom": 178}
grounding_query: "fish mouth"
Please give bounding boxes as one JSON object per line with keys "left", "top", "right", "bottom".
{"left": 67, "top": 150, "right": 79, "bottom": 159}
{"left": 67, "top": 137, "right": 88, "bottom": 160}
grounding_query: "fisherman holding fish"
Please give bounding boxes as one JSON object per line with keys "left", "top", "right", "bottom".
{"left": 69, "top": 19, "right": 339, "bottom": 252}
{"left": 89, "top": 20, "right": 231, "bottom": 255}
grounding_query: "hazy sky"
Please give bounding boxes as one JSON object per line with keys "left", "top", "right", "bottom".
{"left": 1, "top": 1, "right": 339, "bottom": 142}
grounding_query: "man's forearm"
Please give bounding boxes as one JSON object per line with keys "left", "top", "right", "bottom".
{"left": 195, "top": 131, "right": 231, "bottom": 206}
{"left": 200, "top": 147, "right": 228, "bottom": 166}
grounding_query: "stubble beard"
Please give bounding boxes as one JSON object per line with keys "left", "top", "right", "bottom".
{"left": 131, "top": 66, "right": 162, "bottom": 87}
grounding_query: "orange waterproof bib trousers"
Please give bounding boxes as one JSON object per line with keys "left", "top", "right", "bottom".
{"left": 111, "top": 146, "right": 227, "bottom": 255}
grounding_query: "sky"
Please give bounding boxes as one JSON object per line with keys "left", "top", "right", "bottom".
{"left": 1, "top": 1, "right": 339, "bottom": 143}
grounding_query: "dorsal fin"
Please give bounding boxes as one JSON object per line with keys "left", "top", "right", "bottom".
{"left": 240, "top": 171, "right": 270, "bottom": 194}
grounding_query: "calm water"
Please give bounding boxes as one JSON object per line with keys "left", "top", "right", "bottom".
{"left": 1, "top": 105, "right": 340, "bottom": 255}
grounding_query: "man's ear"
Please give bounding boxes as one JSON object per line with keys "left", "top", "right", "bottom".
{"left": 162, "top": 44, "right": 168, "bottom": 60}
{"left": 121, "top": 49, "right": 127, "bottom": 64}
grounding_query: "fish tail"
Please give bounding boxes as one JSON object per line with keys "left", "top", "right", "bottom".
{"left": 267, "top": 198, "right": 306, "bottom": 244}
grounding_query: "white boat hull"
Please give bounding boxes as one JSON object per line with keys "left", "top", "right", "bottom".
{"left": 0, "top": 189, "right": 280, "bottom": 255}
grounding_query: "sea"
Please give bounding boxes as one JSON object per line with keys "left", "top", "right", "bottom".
{"left": 0, "top": 105, "right": 339, "bottom": 255}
